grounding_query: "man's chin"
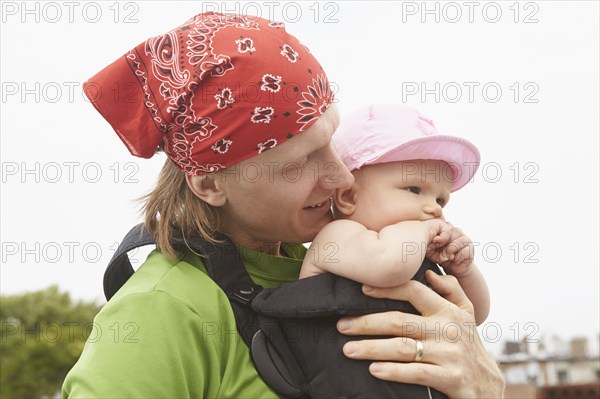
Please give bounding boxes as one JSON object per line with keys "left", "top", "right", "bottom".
{"left": 299, "top": 213, "right": 334, "bottom": 243}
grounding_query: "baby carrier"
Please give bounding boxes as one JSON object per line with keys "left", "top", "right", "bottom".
{"left": 105, "top": 224, "right": 448, "bottom": 399}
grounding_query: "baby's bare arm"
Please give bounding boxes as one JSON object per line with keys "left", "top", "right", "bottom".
{"left": 300, "top": 219, "right": 450, "bottom": 287}
{"left": 451, "top": 263, "right": 490, "bottom": 324}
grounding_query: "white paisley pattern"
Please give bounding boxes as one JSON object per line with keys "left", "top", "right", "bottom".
{"left": 280, "top": 44, "right": 299, "bottom": 63}
{"left": 251, "top": 107, "right": 275, "bottom": 124}
{"left": 257, "top": 138, "right": 277, "bottom": 154}
{"left": 214, "top": 87, "right": 235, "bottom": 109}
{"left": 260, "top": 74, "right": 282, "bottom": 93}
{"left": 235, "top": 37, "right": 256, "bottom": 53}
{"left": 211, "top": 138, "right": 233, "bottom": 154}
{"left": 296, "top": 74, "right": 333, "bottom": 131}
{"left": 145, "top": 32, "right": 190, "bottom": 90}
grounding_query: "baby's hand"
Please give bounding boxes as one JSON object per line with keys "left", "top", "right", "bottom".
{"left": 428, "top": 222, "right": 475, "bottom": 277}
{"left": 423, "top": 219, "right": 452, "bottom": 248}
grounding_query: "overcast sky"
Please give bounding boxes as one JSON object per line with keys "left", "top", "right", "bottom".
{"left": 1, "top": 1, "right": 599, "bottom": 355}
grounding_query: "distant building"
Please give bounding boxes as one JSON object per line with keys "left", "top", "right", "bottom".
{"left": 537, "top": 383, "right": 600, "bottom": 399}
{"left": 498, "top": 337, "right": 600, "bottom": 399}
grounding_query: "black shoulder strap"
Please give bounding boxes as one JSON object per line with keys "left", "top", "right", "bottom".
{"left": 104, "top": 224, "right": 154, "bottom": 301}
{"left": 104, "top": 224, "right": 263, "bottom": 344}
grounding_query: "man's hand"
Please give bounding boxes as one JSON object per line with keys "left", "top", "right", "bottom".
{"left": 336, "top": 272, "right": 504, "bottom": 398}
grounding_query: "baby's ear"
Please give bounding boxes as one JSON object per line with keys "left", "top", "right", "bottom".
{"left": 333, "top": 184, "right": 358, "bottom": 217}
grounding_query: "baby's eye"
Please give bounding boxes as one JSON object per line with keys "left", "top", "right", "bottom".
{"left": 406, "top": 186, "right": 421, "bottom": 194}
{"left": 436, "top": 198, "right": 446, "bottom": 207}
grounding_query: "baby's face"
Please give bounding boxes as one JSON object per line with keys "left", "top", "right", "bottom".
{"left": 349, "top": 160, "right": 452, "bottom": 231}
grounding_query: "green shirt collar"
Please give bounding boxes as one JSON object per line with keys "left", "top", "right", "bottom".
{"left": 237, "top": 243, "right": 306, "bottom": 288}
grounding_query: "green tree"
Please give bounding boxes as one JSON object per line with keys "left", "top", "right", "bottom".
{"left": 1, "top": 286, "right": 102, "bottom": 399}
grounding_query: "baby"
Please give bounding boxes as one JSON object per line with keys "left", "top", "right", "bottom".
{"left": 300, "top": 104, "right": 489, "bottom": 324}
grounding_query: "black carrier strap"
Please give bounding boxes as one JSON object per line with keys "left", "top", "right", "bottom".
{"left": 104, "top": 224, "right": 155, "bottom": 300}
{"left": 106, "top": 224, "right": 262, "bottom": 344}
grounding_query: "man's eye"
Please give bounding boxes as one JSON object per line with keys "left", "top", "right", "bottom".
{"left": 406, "top": 186, "right": 421, "bottom": 194}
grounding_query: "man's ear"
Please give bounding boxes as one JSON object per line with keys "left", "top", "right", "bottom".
{"left": 185, "top": 173, "right": 227, "bottom": 207}
{"left": 333, "top": 184, "right": 358, "bottom": 216}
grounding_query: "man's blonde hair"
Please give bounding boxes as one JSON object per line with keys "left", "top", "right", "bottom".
{"left": 138, "top": 159, "right": 221, "bottom": 259}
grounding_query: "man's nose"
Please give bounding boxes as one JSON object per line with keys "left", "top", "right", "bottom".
{"left": 317, "top": 146, "right": 354, "bottom": 190}
{"left": 318, "top": 161, "right": 354, "bottom": 191}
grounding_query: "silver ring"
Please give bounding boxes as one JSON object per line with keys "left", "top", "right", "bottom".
{"left": 414, "top": 340, "right": 424, "bottom": 362}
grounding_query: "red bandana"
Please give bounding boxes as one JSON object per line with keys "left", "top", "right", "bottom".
{"left": 84, "top": 12, "right": 334, "bottom": 175}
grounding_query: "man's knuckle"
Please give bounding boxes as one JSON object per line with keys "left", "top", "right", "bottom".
{"left": 361, "top": 340, "right": 373, "bottom": 355}
{"left": 444, "top": 342, "right": 460, "bottom": 357}
{"left": 465, "top": 302, "right": 475, "bottom": 315}
{"left": 413, "top": 366, "right": 429, "bottom": 384}
{"left": 359, "top": 316, "right": 372, "bottom": 331}
{"left": 390, "top": 312, "right": 406, "bottom": 330}
{"left": 394, "top": 339, "right": 408, "bottom": 357}
{"left": 408, "top": 280, "right": 425, "bottom": 294}
{"left": 450, "top": 305, "right": 467, "bottom": 321}
{"left": 389, "top": 364, "right": 402, "bottom": 380}
{"left": 448, "top": 369, "right": 463, "bottom": 385}
{"left": 445, "top": 274, "right": 459, "bottom": 285}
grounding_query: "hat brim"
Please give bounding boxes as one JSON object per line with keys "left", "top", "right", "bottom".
{"left": 368, "top": 135, "right": 480, "bottom": 192}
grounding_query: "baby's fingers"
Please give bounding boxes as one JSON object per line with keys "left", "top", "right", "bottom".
{"left": 436, "top": 222, "right": 453, "bottom": 244}
{"left": 432, "top": 235, "right": 446, "bottom": 245}
{"left": 443, "top": 236, "right": 473, "bottom": 261}
{"left": 427, "top": 247, "right": 449, "bottom": 264}
{"left": 454, "top": 244, "right": 475, "bottom": 265}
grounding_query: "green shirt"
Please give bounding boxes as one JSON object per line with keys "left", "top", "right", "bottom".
{"left": 62, "top": 243, "right": 307, "bottom": 398}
